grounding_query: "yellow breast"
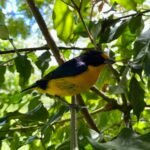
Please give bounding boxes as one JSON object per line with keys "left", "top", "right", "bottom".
{"left": 37, "top": 65, "right": 105, "bottom": 96}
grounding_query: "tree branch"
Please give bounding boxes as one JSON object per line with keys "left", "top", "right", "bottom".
{"left": 26, "top": 0, "right": 64, "bottom": 65}
{"left": 0, "top": 46, "right": 94, "bottom": 55}
{"left": 76, "top": 94, "right": 100, "bottom": 133}
{"left": 70, "top": 0, "right": 96, "bottom": 47}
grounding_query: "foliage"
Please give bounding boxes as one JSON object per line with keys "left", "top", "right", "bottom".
{"left": 0, "top": 0, "right": 150, "bottom": 149}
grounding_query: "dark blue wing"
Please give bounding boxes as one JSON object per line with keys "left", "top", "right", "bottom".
{"left": 43, "top": 58, "right": 88, "bottom": 80}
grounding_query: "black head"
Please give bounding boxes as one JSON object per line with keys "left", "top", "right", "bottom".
{"left": 80, "top": 50, "right": 114, "bottom": 66}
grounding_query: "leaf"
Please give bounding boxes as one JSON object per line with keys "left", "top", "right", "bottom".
{"left": 90, "top": 20, "right": 102, "bottom": 40}
{"left": 53, "top": 0, "right": 74, "bottom": 42}
{"left": 134, "top": 29, "right": 150, "bottom": 57}
{"left": 129, "top": 15, "right": 143, "bottom": 34}
{"left": 0, "top": 65, "right": 6, "bottom": 87}
{"left": 129, "top": 76, "right": 145, "bottom": 119}
{"left": 35, "top": 51, "right": 51, "bottom": 75}
{"left": 111, "top": 0, "right": 137, "bottom": 10}
{"left": 15, "top": 54, "right": 33, "bottom": 87}
{"left": 7, "top": 18, "right": 30, "bottom": 39}
{"left": 0, "top": 10, "right": 9, "bottom": 40}
{"left": 143, "top": 49, "right": 150, "bottom": 76}
{"left": 0, "top": 25, "right": 9, "bottom": 40}
{"left": 108, "top": 20, "right": 128, "bottom": 42}
{"left": 89, "top": 128, "right": 150, "bottom": 150}
{"left": 23, "top": 103, "right": 49, "bottom": 122}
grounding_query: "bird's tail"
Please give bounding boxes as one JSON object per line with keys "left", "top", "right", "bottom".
{"left": 21, "top": 83, "right": 37, "bottom": 93}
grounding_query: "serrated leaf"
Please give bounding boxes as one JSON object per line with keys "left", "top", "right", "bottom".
{"left": 129, "top": 76, "right": 145, "bottom": 119}
{"left": 35, "top": 51, "right": 51, "bottom": 75}
{"left": 15, "top": 55, "right": 33, "bottom": 87}
{"left": 89, "top": 128, "right": 150, "bottom": 150}
{"left": 53, "top": 0, "right": 74, "bottom": 42}
{"left": 0, "top": 65, "right": 6, "bottom": 87}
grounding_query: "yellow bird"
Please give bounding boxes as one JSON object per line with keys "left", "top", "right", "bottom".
{"left": 22, "top": 50, "right": 114, "bottom": 96}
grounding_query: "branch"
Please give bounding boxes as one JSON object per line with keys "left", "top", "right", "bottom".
{"left": 76, "top": 94, "right": 100, "bottom": 133}
{"left": 90, "top": 86, "right": 117, "bottom": 102}
{"left": 0, "top": 46, "right": 94, "bottom": 55}
{"left": 70, "top": 0, "right": 96, "bottom": 47}
{"left": 112, "top": 9, "right": 150, "bottom": 22}
{"left": 26, "top": 0, "right": 64, "bottom": 65}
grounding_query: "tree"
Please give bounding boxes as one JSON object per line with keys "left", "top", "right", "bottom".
{"left": 0, "top": 0, "right": 150, "bottom": 149}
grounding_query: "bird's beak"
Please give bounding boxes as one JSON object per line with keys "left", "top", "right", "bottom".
{"left": 104, "top": 58, "right": 115, "bottom": 64}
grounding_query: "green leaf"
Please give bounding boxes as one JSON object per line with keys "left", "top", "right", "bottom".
{"left": 53, "top": 0, "right": 74, "bottom": 42}
{"left": 0, "top": 25, "right": 9, "bottom": 40}
{"left": 129, "top": 76, "right": 145, "bottom": 119}
{"left": 23, "top": 103, "right": 49, "bottom": 122}
{"left": 111, "top": 0, "right": 137, "bottom": 10}
{"left": 0, "top": 65, "right": 6, "bottom": 87}
{"left": 89, "top": 128, "right": 150, "bottom": 150}
{"left": 108, "top": 21, "right": 128, "bottom": 42}
{"left": 90, "top": 20, "right": 102, "bottom": 41}
{"left": 0, "top": 9, "right": 5, "bottom": 24}
{"left": 7, "top": 18, "right": 30, "bottom": 39}
{"left": 144, "top": 49, "right": 150, "bottom": 76}
{"left": 134, "top": 29, "right": 150, "bottom": 57}
{"left": 15, "top": 55, "right": 33, "bottom": 87}
{"left": 35, "top": 51, "right": 51, "bottom": 75}
{"left": 129, "top": 15, "right": 143, "bottom": 34}
{"left": 0, "top": 10, "right": 9, "bottom": 39}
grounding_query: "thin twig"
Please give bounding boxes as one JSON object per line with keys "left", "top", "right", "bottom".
{"left": 70, "top": 0, "right": 96, "bottom": 47}
{"left": 90, "top": 86, "right": 117, "bottom": 102}
{"left": 0, "top": 46, "right": 94, "bottom": 55}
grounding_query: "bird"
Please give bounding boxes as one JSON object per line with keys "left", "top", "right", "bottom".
{"left": 22, "top": 50, "right": 114, "bottom": 96}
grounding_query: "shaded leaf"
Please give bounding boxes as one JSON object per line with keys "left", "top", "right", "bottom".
{"left": 0, "top": 10, "right": 9, "bottom": 40}
{"left": 134, "top": 29, "right": 150, "bottom": 57}
{"left": 108, "top": 21, "right": 128, "bottom": 42}
{"left": 15, "top": 55, "right": 33, "bottom": 87}
{"left": 0, "top": 65, "right": 6, "bottom": 87}
{"left": 143, "top": 49, "right": 150, "bottom": 76}
{"left": 89, "top": 128, "right": 150, "bottom": 150}
{"left": 129, "top": 15, "right": 143, "bottom": 34}
{"left": 35, "top": 51, "right": 51, "bottom": 75}
{"left": 0, "top": 25, "right": 9, "bottom": 40}
{"left": 129, "top": 76, "right": 145, "bottom": 119}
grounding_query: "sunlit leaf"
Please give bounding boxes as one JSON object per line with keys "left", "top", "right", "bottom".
{"left": 53, "top": 0, "right": 74, "bottom": 42}
{"left": 111, "top": 0, "right": 137, "bottom": 10}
